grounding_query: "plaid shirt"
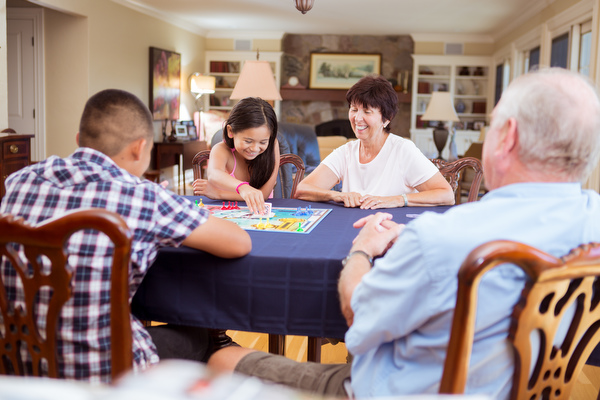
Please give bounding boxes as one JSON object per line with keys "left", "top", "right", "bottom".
{"left": 0, "top": 147, "right": 209, "bottom": 383}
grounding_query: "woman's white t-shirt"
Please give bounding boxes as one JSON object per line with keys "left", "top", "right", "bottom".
{"left": 321, "top": 134, "right": 438, "bottom": 196}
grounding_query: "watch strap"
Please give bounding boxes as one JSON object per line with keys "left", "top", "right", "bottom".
{"left": 343, "top": 250, "right": 374, "bottom": 267}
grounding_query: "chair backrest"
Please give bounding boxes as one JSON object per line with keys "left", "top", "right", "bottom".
{"left": 192, "top": 150, "right": 211, "bottom": 181}
{"left": 0, "top": 208, "right": 133, "bottom": 380}
{"left": 192, "top": 150, "right": 305, "bottom": 199}
{"left": 317, "top": 135, "right": 348, "bottom": 160}
{"left": 430, "top": 157, "right": 483, "bottom": 204}
{"left": 279, "top": 153, "right": 305, "bottom": 198}
{"left": 440, "top": 240, "right": 600, "bottom": 399}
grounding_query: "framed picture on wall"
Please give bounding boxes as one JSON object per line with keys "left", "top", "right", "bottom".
{"left": 149, "top": 46, "right": 181, "bottom": 121}
{"left": 309, "top": 53, "right": 381, "bottom": 90}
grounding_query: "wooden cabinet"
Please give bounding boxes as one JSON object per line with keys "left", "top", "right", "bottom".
{"left": 204, "top": 51, "right": 282, "bottom": 116}
{"left": 410, "top": 55, "right": 492, "bottom": 158}
{"left": 1, "top": 134, "right": 34, "bottom": 199}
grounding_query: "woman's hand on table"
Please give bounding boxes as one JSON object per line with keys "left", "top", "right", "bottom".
{"left": 332, "top": 191, "right": 364, "bottom": 208}
{"left": 358, "top": 195, "right": 401, "bottom": 209}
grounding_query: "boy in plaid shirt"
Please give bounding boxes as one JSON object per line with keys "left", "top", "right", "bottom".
{"left": 0, "top": 89, "right": 251, "bottom": 383}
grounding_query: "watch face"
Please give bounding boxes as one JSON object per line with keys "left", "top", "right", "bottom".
{"left": 288, "top": 76, "right": 299, "bottom": 86}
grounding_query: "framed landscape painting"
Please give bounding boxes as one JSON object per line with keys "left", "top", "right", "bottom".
{"left": 149, "top": 46, "right": 181, "bottom": 120}
{"left": 309, "top": 53, "right": 381, "bottom": 90}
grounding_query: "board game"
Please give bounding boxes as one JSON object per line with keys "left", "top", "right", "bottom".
{"left": 196, "top": 201, "right": 331, "bottom": 234}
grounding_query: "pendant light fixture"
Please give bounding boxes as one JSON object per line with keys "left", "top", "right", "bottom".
{"left": 294, "top": 0, "right": 314, "bottom": 14}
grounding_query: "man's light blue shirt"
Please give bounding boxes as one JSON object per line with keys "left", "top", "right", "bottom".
{"left": 345, "top": 182, "right": 600, "bottom": 398}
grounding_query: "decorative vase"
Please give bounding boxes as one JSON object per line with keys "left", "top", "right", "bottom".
{"left": 455, "top": 100, "right": 466, "bottom": 114}
{"left": 448, "top": 130, "right": 458, "bottom": 161}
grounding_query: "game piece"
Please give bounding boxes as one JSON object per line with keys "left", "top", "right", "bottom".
{"left": 199, "top": 198, "right": 204, "bottom": 207}
{"left": 294, "top": 206, "right": 313, "bottom": 217}
{"left": 195, "top": 200, "right": 198, "bottom": 207}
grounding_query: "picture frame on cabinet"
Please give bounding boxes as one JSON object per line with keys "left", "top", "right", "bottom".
{"left": 174, "top": 124, "right": 189, "bottom": 139}
{"left": 309, "top": 53, "right": 381, "bottom": 89}
{"left": 149, "top": 47, "right": 181, "bottom": 121}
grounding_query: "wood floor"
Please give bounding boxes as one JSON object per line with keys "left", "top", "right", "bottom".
{"left": 228, "top": 330, "right": 600, "bottom": 399}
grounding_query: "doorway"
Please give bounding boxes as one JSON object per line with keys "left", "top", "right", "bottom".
{"left": 7, "top": 7, "right": 45, "bottom": 161}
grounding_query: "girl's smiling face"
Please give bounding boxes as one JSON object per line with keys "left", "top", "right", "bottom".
{"left": 228, "top": 124, "right": 271, "bottom": 161}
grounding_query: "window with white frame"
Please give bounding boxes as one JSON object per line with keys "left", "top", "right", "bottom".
{"left": 494, "top": 59, "right": 511, "bottom": 105}
{"left": 551, "top": 32, "right": 570, "bottom": 68}
{"left": 578, "top": 20, "right": 592, "bottom": 76}
{"left": 527, "top": 46, "right": 540, "bottom": 72}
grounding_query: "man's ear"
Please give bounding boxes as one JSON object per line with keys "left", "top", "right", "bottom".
{"left": 76, "top": 132, "right": 80, "bottom": 146}
{"left": 500, "top": 118, "right": 518, "bottom": 155}
{"left": 131, "top": 138, "right": 147, "bottom": 161}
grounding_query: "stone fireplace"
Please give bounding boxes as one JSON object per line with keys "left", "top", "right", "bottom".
{"left": 280, "top": 34, "right": 413, "bottom": 138}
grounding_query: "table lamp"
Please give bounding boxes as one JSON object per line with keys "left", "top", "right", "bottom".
{"left": 189, "top": 73, "right": 216, "bottom": 140}
{"left": 421, "top": 91, "right": 460, "bottom": 159}
{"left": 230, "top": 51, "right": 282, "bottom": 103}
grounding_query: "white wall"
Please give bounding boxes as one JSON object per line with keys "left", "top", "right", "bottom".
{"left": 10, "top": 0, "right": 207, "bottom": 157}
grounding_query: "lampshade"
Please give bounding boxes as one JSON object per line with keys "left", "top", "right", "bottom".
{"left": 421, "top": 92, "right": 460, "bottom": 123}
{"left": 229, "top": 60, "right": 282, "bottom": 101}
{"left": 294, "top": 0, "right": 315, "bottom": 14}
{"left": 189, "top": 73, "right": 216, "bottom": 97}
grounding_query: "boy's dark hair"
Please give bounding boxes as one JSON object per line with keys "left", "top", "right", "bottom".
{"left": 79, "top": 89, "right": 154, "bottom": 156}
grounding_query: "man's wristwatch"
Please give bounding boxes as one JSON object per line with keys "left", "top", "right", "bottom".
{"left": 342, "top": 250, "right": 374, "bottom": 267}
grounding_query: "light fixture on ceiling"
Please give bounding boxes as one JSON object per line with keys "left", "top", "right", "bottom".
{"left": 230, "top": 51, "right": 282, "bottom": 102}
{"left": 421, "top": 91, "right": 460, "bottom": 160}
{"left": 188, "top": 73, "right": 216, "bottom": 140}
{"left": 294, "top": 0, "right": 314, "bottom": 14}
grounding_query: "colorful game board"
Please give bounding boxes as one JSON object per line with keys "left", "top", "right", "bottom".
{"left": 198, "top": 201, "right": 331, "bottom": 234}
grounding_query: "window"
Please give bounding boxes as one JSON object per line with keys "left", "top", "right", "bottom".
{"left": 528, "top": 46, "right": 540, "bottom": 71}
{"left": 579, "top": 20, "right": 592, "bottom": 76}
{"left": 494, "top": 60, "right": 512, "bottom": 105}
{"left": 550, "top": 32, "right": 570, "bottom": 68}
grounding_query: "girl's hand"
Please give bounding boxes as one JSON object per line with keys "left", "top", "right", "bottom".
{"left": 238, "top": 184, "right": 266, "bottom": 214}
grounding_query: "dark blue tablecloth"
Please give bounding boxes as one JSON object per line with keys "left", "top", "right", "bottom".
{"left": 131, "top": 197, "right": 451, "bottom": 339}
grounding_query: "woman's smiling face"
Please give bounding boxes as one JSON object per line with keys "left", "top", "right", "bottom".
{"left": 349, "top": 103, "right": 388, "bottom": 140}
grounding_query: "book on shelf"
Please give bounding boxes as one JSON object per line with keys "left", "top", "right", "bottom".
{"left": 209, "top": 61, "right": 230, "bottom": 73}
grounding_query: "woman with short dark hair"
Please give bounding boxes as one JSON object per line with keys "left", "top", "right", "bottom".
{"left": 296, "top": 75, "right": 454, "bottom": 209}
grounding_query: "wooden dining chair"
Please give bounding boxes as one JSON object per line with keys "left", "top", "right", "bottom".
{"left": 0, "top": 208, "right": 133, "bottom": 381}
{"left": 191, "top": 150, "right": 306, "bottom": 198}
{"left": 440, "top": 240, "right": 600, "bottom": 399}
{"left": 430, "top": 157, "right": 483, "bottom": 204}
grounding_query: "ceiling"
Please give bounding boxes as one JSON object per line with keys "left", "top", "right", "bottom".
{"left": 117, "top": 0, "right": 550, "bottom": 40}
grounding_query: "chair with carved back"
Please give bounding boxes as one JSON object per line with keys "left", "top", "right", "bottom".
{"left": 0, "top": 208, "right": 133, "bottom": 381}
{"left": 192, "top": 150, "right": 306, "bottom": 199}
{"left": 430, "top": 157, "right": 483, "bottom": 204}
{"left": 440, "top": 240, "right": 600, "bottom": 399}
